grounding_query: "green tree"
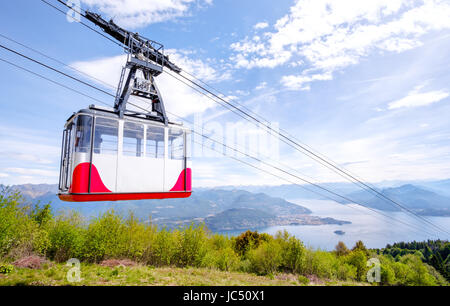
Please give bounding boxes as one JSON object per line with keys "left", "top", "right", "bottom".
{"left": 335, "top": 241, "right": 350, "bottom": 257}
{"left": 345, "top": 250, "right": 368, "bottom": 282}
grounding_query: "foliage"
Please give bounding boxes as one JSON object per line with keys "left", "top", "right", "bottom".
{"left": 297, "top": 275, "right": 310, "bottom": 285}
{"left": 0, "top": 189, "right": 448, "bottom": 286}
{"left": 334, "top": 241, "right": 350, "bottom": 257}
{"left": 0, "top": 264, "right": 13, "bottom": 274}
{"left": 276, "top": 230, "right": 305, "bottom": 274}
{"left": 344, "top": 250, "right": 368, "bottom": 282}
{"left": 247, "top": 240, "right": 282, "bottom": 275}
{"left": 233, "top": 230, "right": 271, "bottom": 257}
{"left": 382, "top": 239, "right": 450, "bottom": 281}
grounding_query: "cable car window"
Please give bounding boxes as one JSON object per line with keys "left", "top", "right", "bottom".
{"left": 94, "top": 117, "right": 118, "bottom": 155}
{"left": 169, "top": 128, "right": 185, "bottom": 160}
{"left": 146, "top": 125, "right": 165, "bottom": 159}
{"left": 123, "top": 122, "right": 144, "bottom": 157}
{"left": 74, "top": 115, "right": 92, "bottom": 153}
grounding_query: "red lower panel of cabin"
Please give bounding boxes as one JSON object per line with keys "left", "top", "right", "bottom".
{"left": 58, "top": 191, "right": 192, "bottom": 202}
{"left": 60, "top": 163, "right": 192, "bottom": 202}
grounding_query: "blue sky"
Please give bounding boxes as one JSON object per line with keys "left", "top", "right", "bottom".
{"left": 0, "top": 0, "right": 449, "bottom": 187}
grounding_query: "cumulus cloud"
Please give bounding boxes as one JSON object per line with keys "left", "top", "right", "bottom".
{"left": 70, "top": 50, "right": 230, "bottom": 117}
{"left": 253, "top": 22, "right": 269, "bottom": 30}
{"left": 80, "top": 0, "right": 213, "bottom": 28}
{"left": 229, "top": 0, "right": 450, "bottom": 90}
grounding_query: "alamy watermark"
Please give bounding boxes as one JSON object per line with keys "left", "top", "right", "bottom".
{"left": 366, "top": 258, "right": 381, "bottom": 283}
{"left": 65, "top": 0, "right": 81, "bottom": 23}
{"left": 191, "top": 113, "right": 280, "bottom": 161}
{"left": 66, "top": 258, "right": 82, "bottom": 283}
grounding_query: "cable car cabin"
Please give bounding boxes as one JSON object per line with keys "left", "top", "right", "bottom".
{"left": 58, "top": 106, "right": 192, "bottom": 202}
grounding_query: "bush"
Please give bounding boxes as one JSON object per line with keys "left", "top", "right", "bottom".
{"left": 121, "top": 213, "right": 155, "bottom": 260}
{"left": 335, "top": 260, "right": 357, "bottom": 281}
{"left": 234, "top": 230, "right": 271, "bottom": 257}
{"left": 0, "top": 188, "right": 49, "bottom": 258}
{"left": 379, "top": 256, "right": 396, "bottom": 285}
{"left": 301, "top": 249, "right": 339, "bottom": 279}
{"left": 176, "top": 224, "right": 208, "bottom": 267}
{"left": 335, "top": 241, "right": 350, "bottom": 257}
{"left": 82, "top": 210, "right": 126, "bottom": 262}
{"left": 247, "top": 240, "right": 282, "bottom": 275}
{"left": 0, "top": 264, "right": 13, "bottom": 274}
{"left": 145, "top": 228, "right": 179, "bottom": 266}
{"left": 344, "top": 250, "right": 368, "bottom": 282}
{"left": 298, "top": 275, "right": 310, "bottom": 285}
{"left": 202, "top": 247, "right": 240, "bottom": 271}
{"left": 47, "top": 213, "right": 85, "bottom": 262}
{"left": 275, "top": 231, "right": 305, "bottom": 274}
{"left": 399, "top": 254, "right": 438, "bottom": 286}
{"left": 202, "top": 234, "right": 240, "bottom": 271}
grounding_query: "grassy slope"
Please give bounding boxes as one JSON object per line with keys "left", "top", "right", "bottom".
{"left": 0, "top": 263, "right": 366, "bottom": 286}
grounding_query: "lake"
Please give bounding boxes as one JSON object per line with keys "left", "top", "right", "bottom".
{"left": 220, "top": 199, "right": 450, "bottom": 251}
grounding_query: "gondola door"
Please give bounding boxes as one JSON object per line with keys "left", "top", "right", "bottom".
{"left": 116, "top": 121, "right": 165, "bottom": 193}
{"left": 165, "top": 127, "right": 190, "bottom": 192}
{"left": 90, "top": 116, "right": 119, "bottom": 193}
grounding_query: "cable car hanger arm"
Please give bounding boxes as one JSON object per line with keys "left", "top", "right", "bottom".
{"left": 83, "top": 11, "right": 182, "bottom": 74}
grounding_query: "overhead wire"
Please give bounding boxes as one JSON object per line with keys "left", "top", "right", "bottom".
{"left": 14, "top": 5, "right": 450, "bottom": 236}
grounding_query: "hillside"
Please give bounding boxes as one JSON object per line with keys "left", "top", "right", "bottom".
{"left": 0, "top": 263, "right": 366, "bottom": 286}
{"left": 5, "top": 184, "right": 349, "bottom": 230}
{"left": 338, "top": 184, "right": 450, "bottom": 215}
{"left": 0, "top": 190, "right": 447, "bottom": 287}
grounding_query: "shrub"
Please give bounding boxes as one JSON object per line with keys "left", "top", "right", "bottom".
{"left": 0, "top": 264, "right": 13, "bottom": 274}
{"left": 377, "top": 256, "right": 396, "bottom": 285}
{"left": 344, "top": 250, "right": 368, "bottom": 282}
{"left": 0, "top": 188, "right": 49, "bottom": 258}
{"left": 234, "top": 230, "right": 271, "bottom": 257}
{"left": 298, "top": 275, "right": 310, "bottom": 285}
{"left": 247, "top": 240, "right": 282, "bottom": 275}
{"left": 335, "top": 260, "right": 357, "bottom": 281}
{"left": 202, "top": 247, "right": 240, "bottom": 271}
{"left": 30, "top": 203, "right": 53, "bottom": 228}
{"left": 399, "top": 254, "right": 438, "bottom": 286}
{"left": 334, "top": 241, "right": 350, "bottom": 257}
{"left": 82, "top": 210, "right": 126, "bottom": 262}
{"left": 302, "top": 249, "right": 338, "bottom": 279}
{"left": 146, "top": 228, "right": 179, "bottom": 266}
{"left": 176, "top": 224, "right": 208, "bottom": 267}
{"left": 352, "top": 240, "right": 369, "bottom": 256}
{"left": 275, "top": 230, "right": 305, "bottom": 274}
{"left": 202, "top": 234, "right": 240, "bottom": 271}
{"left": 47, "top": 212, "right": 85, "bottom": 262}
{"left": 121, "top": 213, "right": 155, "bottom": 260}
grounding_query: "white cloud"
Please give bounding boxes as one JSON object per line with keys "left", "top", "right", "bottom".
{"left": 80, "top": 0, "right": 213, "bottom": 28}
{"left": 230, "top": 0, "right": 450, "bottom": 90}
{"left": 280, "top": 72, "right": 332, "bottom": 91}
{"left": 255, "top": 82, "right": 267, "bottom": 90}
{"left": 254, "top": 22, "right": 269, "bottom": 30}
{"left": 0, "top": 173, "right": 9, "bottom": 178}
{"left": 70, "top": 50, "right": 232, "bottom": 118}
{"left": 388, "top": 85, "right": 449, "bottom": 109}
{"left": 5, "top": 168, "right": 59, "bottom": 178}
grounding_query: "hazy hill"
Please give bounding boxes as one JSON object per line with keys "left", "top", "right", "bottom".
{"left": 419, "top": 179, "right": 450, "bottom": 197}
{"left": 339, "top": 184, "right": 450, "bottom": 214}
{"left": 4, "top": 184, "right": 350, "bottom": 230}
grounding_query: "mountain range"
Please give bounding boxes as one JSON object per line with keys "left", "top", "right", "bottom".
{"left": 2, "top": 178, "right": 449, "bottom": 230}
{"left": 200, "top": 179, "right": 450, "bottom": 217}
{"left": 0, "top": 184, "right": 349, "bottom": 231}
{"left": 337, "top": 184, "right": 450, "bottom": 216}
